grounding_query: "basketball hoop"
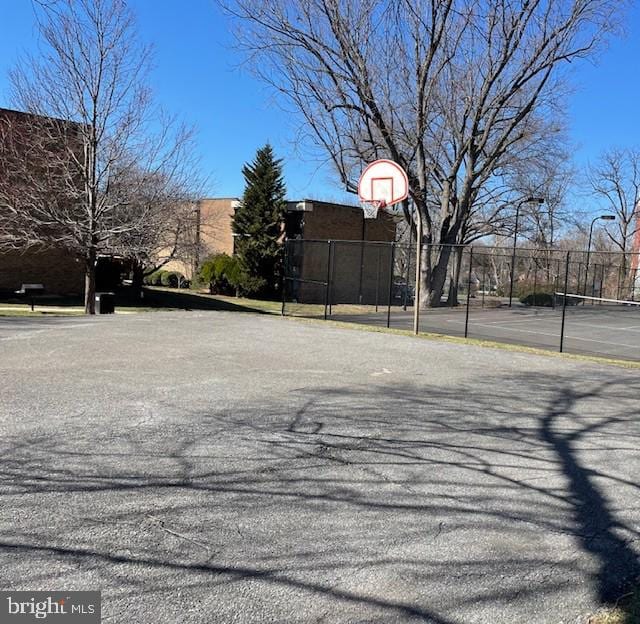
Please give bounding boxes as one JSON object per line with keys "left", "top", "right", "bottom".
{"left": 358, "top": 160, "right": 409, "bottom": 209}
{"left": 361, "top": 199, "right": 387, "bottom": 219}
{"left": 358, "top": 158, "right": 421, "bottom": 335}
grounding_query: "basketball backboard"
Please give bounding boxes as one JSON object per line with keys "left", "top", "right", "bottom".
{"left": 358, "top": 159, "right": 409, "bottom": 210}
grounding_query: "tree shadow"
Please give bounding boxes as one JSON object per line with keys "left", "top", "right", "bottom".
{"left": 138, "top": 287, "right": 271, "bottom": 313}
{"left": 0, "top": 369, "right": 638, "bottom": 622}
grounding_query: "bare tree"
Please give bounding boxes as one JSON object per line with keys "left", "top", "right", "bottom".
{"left": 586, "top": 148, "right": 640, "bottom": 298}
{"left": 506, "top": 153, "right": 575, "bottom": 281}
{"left": 225, "top": 0, "right": 623, "bottom": 306}
{"left": 0, "top": 0, "right": 199, "bottom": 312}
{"left": 588, "top": 148, "right": 640, "bottom": 254}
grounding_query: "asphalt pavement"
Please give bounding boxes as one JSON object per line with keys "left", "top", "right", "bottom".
{"left": 0, "top": 311, "right": 638, "bottom": 623}
{"left": 329, "top": 304, "right": 640, "bottom": 361}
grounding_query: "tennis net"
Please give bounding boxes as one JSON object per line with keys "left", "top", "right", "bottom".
{"left": 555, "top": 292, "right": 640, "bottom": 314}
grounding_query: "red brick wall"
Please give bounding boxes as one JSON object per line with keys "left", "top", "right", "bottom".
{"left": 0, "top": 247, "right": 84, "bottom": 295}
{"left": 300, "top": 200, "right": 395, "bottom": 242}
{"left": 292, "top": 201, "right": 397, "bottom": 304}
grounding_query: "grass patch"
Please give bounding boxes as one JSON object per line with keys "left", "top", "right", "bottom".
{"left": 588, "top": 587, "right": 640, "bottom": 624}
{"left": 0, "top": 306, "right": 85, "bottom": 317}
{"left": 143, "top": 287, "right": 282, "bottom": 314}
{"left": 148, "top": 287, "right": 379, "bottom": 316}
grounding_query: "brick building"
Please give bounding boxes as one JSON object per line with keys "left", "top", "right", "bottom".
{"left": 0, "top": 108, "right": 85, "bottom": 296}
{"left": 1, "top": 113, "right": 398, "bottom": 299}
{"left": 284, "top": 199, "right": 397, "bottom": 304}
{"left": 162, "top": 197, "right": 240, "bottom": 278}
{"left": 284, "top": 199, "right": 395, "bottom": 242}
{"left": 165, "top": 198, "right": 397, "bottom": 295}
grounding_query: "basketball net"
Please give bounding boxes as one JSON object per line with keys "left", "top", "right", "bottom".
{"left": 361, "top": 199, "right": 387, "bottom": 219}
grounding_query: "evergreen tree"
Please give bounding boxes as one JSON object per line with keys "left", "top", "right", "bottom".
{"left": 233, "top": 144, "right": 286, "bottom": 297}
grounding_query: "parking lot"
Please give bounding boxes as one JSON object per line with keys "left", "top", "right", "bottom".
{"left": 1, "top": 311, "right": 639, "bottom": 623}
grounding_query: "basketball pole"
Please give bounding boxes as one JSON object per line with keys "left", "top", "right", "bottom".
{"left": 413, "top": 202, "right": 423, "bottom": 335}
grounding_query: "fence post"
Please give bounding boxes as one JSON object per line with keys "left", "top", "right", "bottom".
{"left": 464, "top": 247, "right": 474, "bottom": 338}
{"left": 387, "top": 243, "right": 395, "bottom": 328}
{"left": 413, "top": 218, "right": 423, "bottom": 335}
{"left": 559, "top": 251, "right": 571, "bottom": 353}
{"left": 281, "top": 240, "right": 288, "bottom": 316}
{"left": 403, "top": 240, "right": 411, "bottom": 311}
{"left": 328, "top": 241, "right": 335, "bottom": 315}
{"left": 481, "top": 261, "right": 486, "bottom": 308}
{"left": 324, "top": 240, "right": 332, "bottom": 321}
{"left": 375, "top": 245, "right": 381, "bottom": 312}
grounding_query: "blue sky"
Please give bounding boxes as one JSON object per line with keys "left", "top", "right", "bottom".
{"left": 0, "top": 0, "right": 639, "bottom": 207}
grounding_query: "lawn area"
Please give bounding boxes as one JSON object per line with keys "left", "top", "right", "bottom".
{"left": 0, "top": 306, "right": 86, "bottom": 317}
{"left": 0, "top": 286, "right": 401, "bottom": 317}
{"left": 145, "top": 287, "right": 380, "bottom": 316}
{"left": 0, "top": 287, "right": 280, "bottom": 317}
{"left": 143, "top": 287, "right": 283, "bottom": 314}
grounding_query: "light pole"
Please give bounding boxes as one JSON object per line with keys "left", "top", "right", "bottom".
{"left": 584, "top": 214, "right": 616, "bottom": 296}
{"left": 508, "top": 196, "right": 545, "bottom": 307}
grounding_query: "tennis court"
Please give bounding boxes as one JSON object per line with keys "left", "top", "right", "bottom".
{"left": 329, "top": 297, "right": 640, "bottom": 361}
{"left": 284, "top": 240, "right": 640, "bottom": 362}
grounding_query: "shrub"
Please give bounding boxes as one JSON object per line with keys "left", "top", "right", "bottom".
{"left": 235, "top": 274, "right": 267, "bottom": 297}
{"left": 160, "top": 271, "right": 172, "bottom": 287}
{"left": 198, "top": 254, "right": 243, "bottom": 295}
{"left": 520, "top": 292, "right": 554, "bottom": 307}
{"left": 160, "top": 271, "right": 184, "bottom": 288}
{"left": 152, "top": 271, "right": 167, "bottom": 286}
{"left": 143, "top": 271, "right": 160, "bottom": 285}
{"left": 143, "top": 271, "right": 163, "bottom": 286}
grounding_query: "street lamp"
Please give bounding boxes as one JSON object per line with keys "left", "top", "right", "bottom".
{"left": 584, "top": 214, "right": 616, "bottom": 296}
{"left": 508, "top": 196, "right": 545, "bottom": 307}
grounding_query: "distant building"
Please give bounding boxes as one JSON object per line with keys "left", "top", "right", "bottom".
{"left": 0, "top": 107, "right": 85, "bottom": 296}
{"left": 284, "top": 199, "right": 395, "bottom": 243}
{"left": 165, "top": 197, "right": 397, "bottom": 289}
{"left": 162, "top": 197, "right": 239, "bottom": 278}
{"left": 284, "top": 199, "right": 397, "bottom": 304}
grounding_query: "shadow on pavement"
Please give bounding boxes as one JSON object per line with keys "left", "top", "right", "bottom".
{"left": 0, "top": 370, "right": 638, "bottom": 622}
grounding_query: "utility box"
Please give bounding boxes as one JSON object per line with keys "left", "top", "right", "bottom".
{"left": 95, "top": 292, "right": 115, "bottom": 314}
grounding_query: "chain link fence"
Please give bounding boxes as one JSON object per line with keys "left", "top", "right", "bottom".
{"left": 282, "top": 239, "right": 640, "bottom": 362}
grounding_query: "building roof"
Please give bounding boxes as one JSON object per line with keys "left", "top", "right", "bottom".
{"left": 0, "top": 106, "right": 83, "bottom": 130}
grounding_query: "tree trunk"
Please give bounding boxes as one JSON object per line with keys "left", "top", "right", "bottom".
{"left": 447, "top": 247, "right": 464, "bottom": 306}
{"left": 418, "top": 241, "right": 431, "bottom": 308}
{"left": 490, "top": 256, "right": 500, "bottom": 295}
{"left": 427, "top": 245, "right": 455, "bottom": 307}
{"left": 84, "top": 249, "right": 97, "bottom": 314}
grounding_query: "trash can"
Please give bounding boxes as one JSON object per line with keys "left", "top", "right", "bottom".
{"left": 95, "top": 292, "right": 115, "bottom": 314}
